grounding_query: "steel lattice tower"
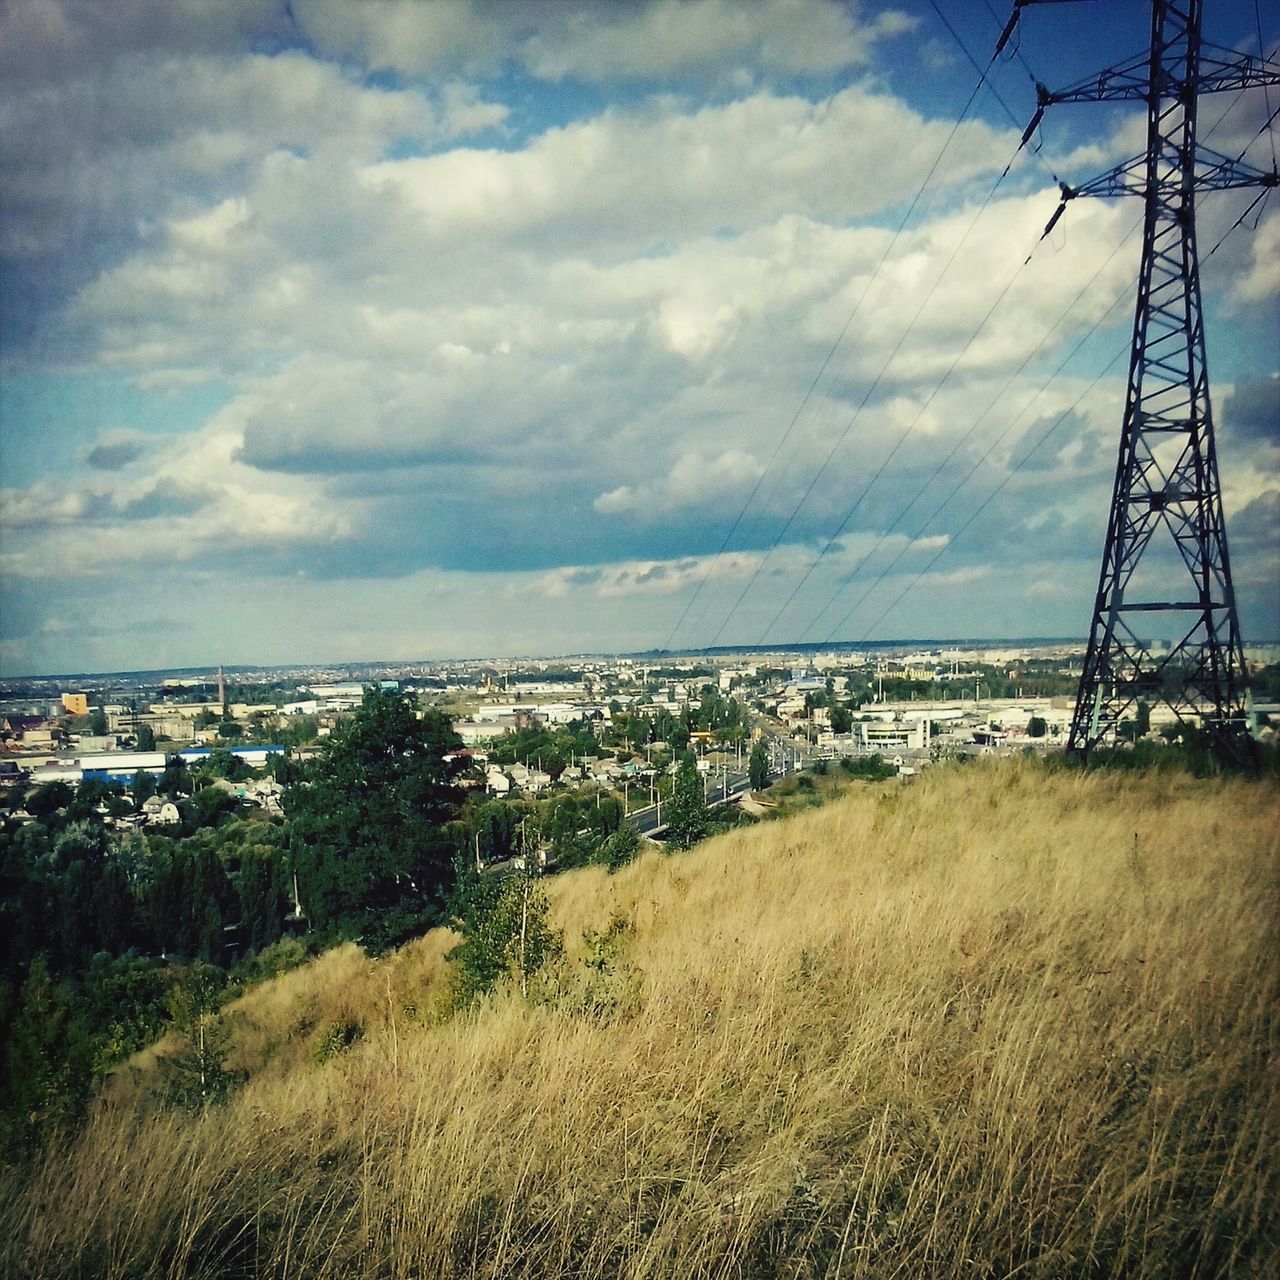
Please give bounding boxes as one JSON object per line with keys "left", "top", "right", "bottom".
{"left": 1019, "top": 0, "right": 1279, "bottom": 758}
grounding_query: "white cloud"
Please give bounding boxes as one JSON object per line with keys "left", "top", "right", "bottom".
{"left": 0, "top": 401, "right": 361, "bottom": 580}
{"left": 0, "top": 44, "right": 494, "bottom": 271}
{"left": 290, "top": 0, "right": 915, "bottom": 81}
{"left": 364, "top": 86, "right": 1014, "bottom": 255}
{"left": 594, "top": 450, "right": 764, "bottom": 516}
{"left": 532, "top": 549, "right": 767, "bottom": 601}
{"left": 1232, "top": 209, "right": 1280, "bottom": 304}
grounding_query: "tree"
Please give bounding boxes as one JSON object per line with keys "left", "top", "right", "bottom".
{"left": 1027, "top": 715, "right": 1048, "bottom": 739}
{"left": 748, "top": 740, "right": 770, "bottom": 792}
{"left": 665, "top": 751, "right": 708, "bottom": 851}
{"left": 26, "top": 781, "right": 74, "bottom": 820}
{"left": 2, "top": 957, "right": 90, "bottom": 1153}
{"left": 131, "top": 770, "right": 158, "bottom": 806}
{"left": 448, "top": 854, "right": 562, "bottom": 1004}
{"left": 201, "top": 748, "right": 248, "bottom": 781}
{"left": 68, "top": 776, "right": 120, "bottom": 821}
{"left": 159, "top": 756, "right": 194, "bottom": 797}
{"left": 287, "top": 688, "right": 467, "bottom": 944}
{"left": 1135, "top": 700, "right": 1152, "bottom": 737}
{"left": 158, "top": 963, "right": 239, "bottom": 1110}
{"left": 594, "top": 823, "right": 640, "bottom": 871}
{"left": 234, "top": 841, "right": 288, "bottom": 954}
{"left": 87, "top": 709, "right": 108, "bottom": 736}
{"left": 136, "top": 724, "right": 156, "bottom": 752}
{"left": 830, "top": 705, "right": 853, "bottom": 736}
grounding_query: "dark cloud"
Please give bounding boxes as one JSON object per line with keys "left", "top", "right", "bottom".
{"left": 0, "top": 0, "right": 288, "bottom": 87}
{"left": 115, "top": 485, "right": 210, "bottom": 520}
{"left": 1227, "top": 489, "right": 1279, "bottom": 577}
{"left": 1220, "top": 377, "right": 1280, "bottom": 445}
{"left": 85, "top": 438, "right": 145, "bottom": 470}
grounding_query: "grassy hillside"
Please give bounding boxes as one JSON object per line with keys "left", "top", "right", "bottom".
{"left": 3, "top": 759, "right": 1277, "bottom": 1278}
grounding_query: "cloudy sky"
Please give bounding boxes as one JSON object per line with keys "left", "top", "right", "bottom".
{"left": 1, "top": 0, "right": 1277, "bottom": 675}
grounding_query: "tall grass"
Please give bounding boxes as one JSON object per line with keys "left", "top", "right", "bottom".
{"left": 4, "top": 758, "right": 1277, "bottom": 1278}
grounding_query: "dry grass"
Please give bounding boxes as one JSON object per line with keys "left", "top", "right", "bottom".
{"left": 3, "top": 758, "right": 1277, "bottom": 1278}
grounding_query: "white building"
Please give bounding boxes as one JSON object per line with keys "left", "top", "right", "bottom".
{"left": 859, "top": 719, "right": 930, "bottom": 751}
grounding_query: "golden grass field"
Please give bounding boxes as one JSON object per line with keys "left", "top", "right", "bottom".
{"left": 3, "top": 757, "right": 1277, "bottom": 1278}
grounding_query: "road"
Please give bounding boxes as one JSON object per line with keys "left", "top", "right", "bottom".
{"left": 624, "top": 743, "right": 809, "bottom": 840}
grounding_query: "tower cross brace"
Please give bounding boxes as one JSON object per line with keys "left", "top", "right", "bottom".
{"left": 1020, "top": 0, "right": 1279, "bottom": 758}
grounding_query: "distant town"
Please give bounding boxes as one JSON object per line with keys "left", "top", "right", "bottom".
{"left": 4, "top": 638, "right": 1278, "bottom": 828}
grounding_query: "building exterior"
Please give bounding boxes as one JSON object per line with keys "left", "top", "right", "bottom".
{"left": 859, "top": 719, "right": 930, "bottom": 751}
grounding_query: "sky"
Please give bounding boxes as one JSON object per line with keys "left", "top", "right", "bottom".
{"left": 1, "top": 0, "right": 1277, "bottom": 676}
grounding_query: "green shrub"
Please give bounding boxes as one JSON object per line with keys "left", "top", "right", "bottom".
{"left": 313, "top": 1016, "right": 363, "bottom": 1065}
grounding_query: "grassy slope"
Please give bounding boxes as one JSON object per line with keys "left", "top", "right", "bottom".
{"left": 3, "top": 759, "right": 1278, "bottom": 1279}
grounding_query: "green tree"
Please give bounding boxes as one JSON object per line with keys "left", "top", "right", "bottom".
{"left": 159, "top": 756, "right": 194, "bottom": 797}
{"left": 749, "top": 740, "right": 770, "bottom": 792}
{"left": 665, "top": 751, "right": 708, "bottom": 851}
{"left": 448, "top": 854, "right": 562, "bottom": 1003}
{"left": 130, "top": 770, "right": 157, "bottom": 807}
{"left": 136, "top": 724, "right": 157, "bottom": 752}
{"left": 68, "top": 776, "right": 120, "bottom": 821}
{"left": 472, "top": 800, "right": 522, "bottom": 864}
{"left": 200, "top": 747, "right": 249, "bottom": 781}
{"left": 287, "top": 688, "right": 466, "bottom": 944}
{"left": 1027, "top": 715, "right": 1048, "bottom": 739}
{"left": 182, "top": 785, "right": 238, "bottom": 831}
{"left": 233, "top": 841, "right": 288, "bottom": 954}
{"left": 830, "top": 704, "right": 853, "bottom": 735}
{"left": 594, "top": 823, "right": 640, "bottom": 871}
{"left": 158, "top": 963, "right": 239, "bottom": 1110}
{"left": 87, "top": 708, "right": 108, "bottom": 736}
{"left": 26, "top": 781, "right": 74, "bottom": 820}
{"left": 1, "top": 957, "right": 91, "bottom": 1154}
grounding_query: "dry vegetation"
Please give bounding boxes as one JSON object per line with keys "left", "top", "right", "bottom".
{"left": 3, "top": 758, "right": 1277, "bottom": 1278}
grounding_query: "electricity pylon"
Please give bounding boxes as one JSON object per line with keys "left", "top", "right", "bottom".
{"left": 1018, "top": 0, "right": 1278, "bottom": 758}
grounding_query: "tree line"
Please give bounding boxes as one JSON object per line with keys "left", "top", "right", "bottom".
{"left": 0, "top": 686, "right": 771, "bottom": 1159}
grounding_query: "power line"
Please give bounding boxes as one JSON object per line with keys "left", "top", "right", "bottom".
{"left": 790, "top": 83, "right": 1255, "bottom": 646}
{"left": 658, "top": 6, "right": 1042, "bottom": 655}
{"left": 753, "top": 195, "right": 1137, "bottom": 647}
{"left": 688, "top": 0, "right": 1063, "bottom": 651}
{"left": 1255, "top": 0, "right": 1278, "bottom": 169}
{"left": 656, "top": 73, "right": 994, "bottom": 656}
{"left": 703, "top": 138, "right": 1034, "bottom": 650}
{"left": 847, "top": 344, "right": 1128, "bottom": 647}
{"left": 795, "top": 214, "right": 1143, "bottom": 644}
{"left": 825, "top": 193, "right": 1266, "bottom": 650}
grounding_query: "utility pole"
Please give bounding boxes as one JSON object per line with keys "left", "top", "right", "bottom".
{"left": 1019, "top": 0, "right": 1277, "bottom": 759}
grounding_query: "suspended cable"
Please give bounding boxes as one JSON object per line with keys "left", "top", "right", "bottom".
{"left": 655, "top": 73, "right": 994, "bottom": 656}
{"left": 703, "top": 135, "right": 1040, "bottom": 650}
{"left": 1255, "top": 0, "right": 1278, "bottom": 169}
{"left": 686, "top": 0, "right": 1069, "bottom": 651}
{"left": 825, "top": 204, "right": 1265, "bottom": 648}
{"left": 658, "top": 4, "right": 1050, "bottom": 656}
{"left": 794, "top": 214, "right": 1143, "bottom": 644}
{"left": 929, "top": 0, "right": 1048, "bottom": 154}
{"left": 845, "top": 344, "right": 1128, "bottom": 647}
{"left": 792, "top": 87, "right": 1255, "bottom": 646}
{"left": 816, "top": 282, "right": 1130, "bottom": 647}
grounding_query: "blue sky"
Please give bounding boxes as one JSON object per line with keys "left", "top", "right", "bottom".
{"left": 1, "top": 0, "right": 1276, "bottom": 675}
